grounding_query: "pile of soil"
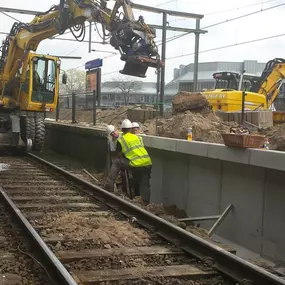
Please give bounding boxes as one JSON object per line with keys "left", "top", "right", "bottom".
{"left": 144, "top": 111, "right": 237, "bottom": 143}
{"left": 172, "top": 91, "right": 209, "bottom": 114}
{"left": 259, "top": 124, "right": 285, "bottom": 151}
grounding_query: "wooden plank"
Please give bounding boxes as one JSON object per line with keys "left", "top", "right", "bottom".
{"left": 18, "top": 203, "right": 102, "bottom": 209}
{"left": 28, "top": 211, "right": 110, "bottom": 218}
{"left": 58, "top": 246, "right": 183, "bottom": 262}
{"left": 43, "top": 235, "right": 95, "bottom": 243}
{"left": 7, "top": 190, "right": 76, "bottom": 195}
{"left": 75, "top": 265, "right": 217, "bottom": 283}
{"left": 0, "top": 251, "right": 14, "bottom": 261}
{"left": 12, "top": 196, "right": 86, "bottom": 202}
{"left": 4, "top": 186, "right": 72, "bottom": 190}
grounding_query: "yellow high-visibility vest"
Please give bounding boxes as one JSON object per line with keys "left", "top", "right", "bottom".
{"left": 118, "top": 133, "right": 152, "bottom": 167}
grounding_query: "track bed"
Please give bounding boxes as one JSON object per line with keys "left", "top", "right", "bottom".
{"left": 0, "top": 155, "right": 235, "bottom": 285}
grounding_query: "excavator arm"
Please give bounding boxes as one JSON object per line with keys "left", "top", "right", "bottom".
{"left": 0, "top": 0, "right": 162, "bottom": 87}
{"left": 251, "top": 58, "right": 285, "bottom": 108}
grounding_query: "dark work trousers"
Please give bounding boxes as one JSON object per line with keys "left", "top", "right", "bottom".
{"left": 130, "top": 166, "right": 152, "bottom": 204}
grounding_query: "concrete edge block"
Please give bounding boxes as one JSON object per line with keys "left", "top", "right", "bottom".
{"left": 207, "top": 143, "right": 251, "bottom": 164}
{"left": 176, "top": 140, "right": 208, "bottom": 157}
{"left": 249, "top": 149, "right": 285, "bottom": 171}
{"left": 143, "top": 135, "right": 177, "bottom": 151}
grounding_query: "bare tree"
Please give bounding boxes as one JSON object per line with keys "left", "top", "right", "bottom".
{"left": 59, "top": 69, "right": 86, "bottom": 95}
{"left": 112, "top": 75, "right": 142, "bottom": 104}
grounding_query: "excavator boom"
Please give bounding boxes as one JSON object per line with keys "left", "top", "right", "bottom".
{"left": 0, "top": 0, "right": 163, "bottom": 150}
{"left": 0, "top": 0, "right": 162, "bottom": 84}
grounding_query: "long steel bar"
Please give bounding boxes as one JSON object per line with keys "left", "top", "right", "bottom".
{"left": 0, "top": 186, "right": 77, "bottom": 285}
{"left": 208, "top": 205, "right": 234, "bottom": 237}
{"left": 27, "top": 152, "right": 285, "bottom": 285}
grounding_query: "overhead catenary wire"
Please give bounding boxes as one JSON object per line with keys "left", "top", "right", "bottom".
{"left": 167, "top": 33, "right": 285, "bottom": 60}
{"left": 158, "top": 1, "right": 285, "bottom": 46}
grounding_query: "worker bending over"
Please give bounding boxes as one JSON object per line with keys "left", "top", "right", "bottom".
{"left": 106, "top": 125, "right": 127, "bottom": 191}
{"left": 117, "top": 119, "right": 152, "bottom": 204}
{"left": 131, "top": 122, "right": 140, "bottom": 134}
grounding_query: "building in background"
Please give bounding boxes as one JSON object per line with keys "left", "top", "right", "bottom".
{"left": 60, "top": 60, "right": 285, "bottom": 110}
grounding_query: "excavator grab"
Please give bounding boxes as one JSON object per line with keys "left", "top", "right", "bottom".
{"left": 0, "top": 0, "right": 163, "bottom": 150}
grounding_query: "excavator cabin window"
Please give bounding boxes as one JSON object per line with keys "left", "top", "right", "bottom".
{"left": 31, "top": 57, "right": 56, "bottom": 104}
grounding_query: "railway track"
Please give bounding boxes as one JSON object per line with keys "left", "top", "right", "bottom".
{"left": 0, "top": 151, "right": 284, "bottom": 285}
{"left": 0, "top": 181, "right": 56, "bottom": 284}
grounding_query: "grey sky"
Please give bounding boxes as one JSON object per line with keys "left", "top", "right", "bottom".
{"left": 1, "top": 0, "right": 285, "bottom": 84}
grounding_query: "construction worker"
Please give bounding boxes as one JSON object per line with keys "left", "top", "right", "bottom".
{"left": 131, "top": 122, "right": 140, "bottom": 134}
{"left": 117, "top": 119, "right": 152, "bottom": 204}
{"left": 105, "top": 125, "right": 127, "bottom": 191}
{"left": 106, "top": 125, "right": 121, "bottom": 151}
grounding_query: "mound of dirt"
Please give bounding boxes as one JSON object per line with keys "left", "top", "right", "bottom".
{"left": 145, "top": 111, "right": 237, "bottom": 143}
{"left": 260, "top": 124, "right": 285, "bottom": 150}
{"left": 172, "top": 91, "right": 209, "bottom": 114}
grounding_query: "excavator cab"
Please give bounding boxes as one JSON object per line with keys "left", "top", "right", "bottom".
{"left": 20, "top": 53, "right": 60, "bottom": 112}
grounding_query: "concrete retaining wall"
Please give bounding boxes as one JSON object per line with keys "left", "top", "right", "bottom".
{"left": 44, "top": 122, "right": 285, "bottom": 264}
{"left": 45, "top": 123, "right": 108, "bottom": 171}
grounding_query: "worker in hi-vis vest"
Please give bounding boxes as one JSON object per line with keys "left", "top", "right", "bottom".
{"left": 105, "top": 125, "right": 125, "bottom": 191}
{"left": 116, "top": 119, "right": 152, "bottom": 204}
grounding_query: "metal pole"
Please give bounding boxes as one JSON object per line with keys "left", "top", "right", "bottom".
{"left": 193, "top": 19, "right": 200, "bottom": 92}
{"left": 208, "top": 204, "right": 233, "bottom": 237}
{"left": 93, "top": 89, "right": 97, "bottom": 126}
{"left": 71, "top": 92, "right": 76, "bottom": 123}
{"left": 85, "top": 94, "right": 88, "bottom": 109}
{"left": 160, "top": 12, "right": 167, "bottom": 117}
{"left": 156, "top": 68, "right": 160, "bottom": 110}
{"left": 97, "top": 67, "right": 102, "bottom": 107}
{"left": 88, "top": 22, "right": 92, "bottom": 53}
{"left": 241, "top": 91, "right": 246, "bottom": 125}
{"left": 56, "top": 98, "right": 59, "bottom": 121}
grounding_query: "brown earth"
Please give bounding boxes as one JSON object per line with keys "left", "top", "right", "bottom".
{"left": 172, "top": 91, "right": 209, "bottom": 114}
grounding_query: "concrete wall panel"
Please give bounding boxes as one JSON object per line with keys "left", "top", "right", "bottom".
{"left": 187, "top": 156, "right": 222, "bottom": 218}
{"left": 262, "top": 169, "right": 285, "bottom": 263}
{"left": 219, "top": 162, "right": 265, "bottom": 253}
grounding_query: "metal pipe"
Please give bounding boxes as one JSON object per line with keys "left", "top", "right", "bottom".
{"left": 71, "top": 92, "right": 76, "bottom": 123}
{"left": 193, "top": 19, "right": 200, "bottom": 92}
{"left": 0, "top": 186, "right": 77, "bottom": 285}
{"left": 97, "top": 67, "right": 101, "bottom": 107}
{"left": 160, "top": 12, "right": 167, "bottom": 116}
{"left": 93, "top": 89, "right": 97, "bottom": 126}
{"left": 88, "top": 21, "right": 92, "bottom": 53}
{"left": 27, "top": 153, "right": 285, "bottom": 285}
{"left": 241, "top": 91, "right": 246, "bottom": 125}
{"left": 56, "top": 98, "right": 59, "bottom": 121}
{"left": 208, "top": 204, "right": 233, "bottom": 237}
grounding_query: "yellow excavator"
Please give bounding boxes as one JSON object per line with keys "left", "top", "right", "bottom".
{"left": 0, "top": 0, "right": 162, "bottom": 150}
{"left": 201, "top": 58, "right": 285, "bottom": 112}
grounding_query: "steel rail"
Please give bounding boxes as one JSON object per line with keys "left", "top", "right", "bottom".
{"left": 28, "top": 152, "right": 285, "bottom": 285}
{"left": 0, "top": 186, "right": 78, "bottom": 285}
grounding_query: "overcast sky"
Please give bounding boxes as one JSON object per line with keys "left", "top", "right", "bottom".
{"left": 1, "top": 0, "right": 285, "bottom": 83}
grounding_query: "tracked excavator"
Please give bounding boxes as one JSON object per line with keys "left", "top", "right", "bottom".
{"left": 0, "top": 0, "right": 162, "bottom": 150}
{"left": 183, "top": 58, "right": 285, "bottom": 113}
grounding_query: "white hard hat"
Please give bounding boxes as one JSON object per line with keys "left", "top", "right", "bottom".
{"left": 132, "top": 122, "right": 140, "bottom": 128}
{"left": 106, "top": 125, "right": 115, "bottom": 135}
{"left": 121, "top": 119, "right": 132, "bottom": 129}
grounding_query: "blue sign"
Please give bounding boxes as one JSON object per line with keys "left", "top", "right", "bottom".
{"left": 85, "top": 58, "right": 103, "bottom": 70}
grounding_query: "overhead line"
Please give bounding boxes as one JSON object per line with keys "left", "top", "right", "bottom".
{"left": 167, "top": 33, "right": 285, "bottom": 60}
{"left": 159, "top": 2, "right": 285, "bottom": 46}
